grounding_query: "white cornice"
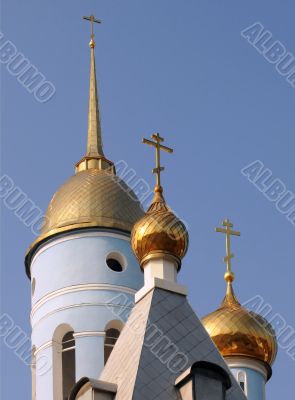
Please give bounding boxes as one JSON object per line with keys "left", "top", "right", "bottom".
{"left": 31, "top": 283, "right": 136, "bottom": 318}
{"left": 73, "top": 331, "right": 106, "bottom": 338}
{"left": 135, "top": 277, "right": 187, "bottom": 303}
{"left": 226, "top": 357, "right": 268, "bottom": 380}
{"left": 31, "top": 302, "right": 133, "bottom": 330}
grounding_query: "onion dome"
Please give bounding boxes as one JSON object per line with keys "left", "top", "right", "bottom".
{"left": 131, "top": 132, "right": 188, "bottom": 269}
{"left": 202, "top": 219, "right": 277, "bottom": 374}
{"left": 131, "top": 185, "right": 188, "bottom": 268}
{"left": 202, "top": 281, "right": 277, "bottom": 370}
{"left": 25, "top": 19, "right": 144, "bottom": 276}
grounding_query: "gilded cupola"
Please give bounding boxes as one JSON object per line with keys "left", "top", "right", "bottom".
{"left": 202, "top": 219, "right": 277, "bottom": 375}
{"left": 131, "top": 133, "right": 189, "bottom": 269}
{"left": 25, "top": 16, "right": 144, "bottom": 276}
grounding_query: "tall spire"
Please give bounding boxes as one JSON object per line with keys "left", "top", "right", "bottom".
{"left": 76, "top": 15, "right": 114, "bottom": 173}
{"left": 86, "top": 15, "right": 103, "bottom": 157}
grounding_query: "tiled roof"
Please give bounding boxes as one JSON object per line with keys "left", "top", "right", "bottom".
{"left": 100, "top": 288, "right": 246, "bottom": 400}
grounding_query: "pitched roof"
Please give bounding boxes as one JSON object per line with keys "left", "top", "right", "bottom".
{"left": 100, "top": 288, "right": 246, "bottom": 400}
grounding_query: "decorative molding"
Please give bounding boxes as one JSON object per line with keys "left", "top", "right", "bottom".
{"left": 34, "top": 340, "right": 53, "bottom": 355}
{"left": 31, "top": 302, "right": 133, "bottom": 330}
{"left": 226, "top": 357, "right": 268, "bottom": 380}
{"left": 31, "top": 230, "right": 130, "bottom": 265}
{"left": 31, "top": 283, "right": 136, "bottom": 318}
{"left": 73, "top": 331, "right": 106, "bottom": 338}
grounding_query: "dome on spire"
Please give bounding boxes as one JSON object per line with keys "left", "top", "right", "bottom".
{"left": 131, "top": 186, "right": 189, "bottom": 268}
{"left": 202, "top": 282, "right": 278, "bottom": 369}
{"left": 25, "top": 20, "right": 144, "bottom": 276}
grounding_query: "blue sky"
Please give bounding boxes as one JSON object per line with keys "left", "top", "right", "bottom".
{"left": 1, "top": 0, "right": 295, "bottom": 398}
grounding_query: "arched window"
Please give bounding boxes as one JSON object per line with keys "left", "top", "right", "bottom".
{"left": 52, "top": 324, "right": 76, "bottom": 400}
{"left": 62, "top": 331, "right": 76, "bottom": 400}
{"left": 104, "top": 320, "right": 124, "bottom": 364}
{"left": 238, "top": 371, "right": 247, "bottom": 394}
{"left": 104, "top": 328, "right": 120, "bottom": 364}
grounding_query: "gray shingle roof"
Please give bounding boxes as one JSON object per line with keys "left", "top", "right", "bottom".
{"left": 100, "top": 288, "right": 246, "bottom": 400}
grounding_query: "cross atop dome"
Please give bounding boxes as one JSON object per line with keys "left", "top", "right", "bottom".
{"left": 142, "top": 133, "right": 173, "bottom": 190}
{"left": 215, "top": 218, "right": 240, "bottom": 283}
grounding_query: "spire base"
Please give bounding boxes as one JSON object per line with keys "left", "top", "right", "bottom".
{"left": 75, "top": 155, "right": 115, "bottom": 173}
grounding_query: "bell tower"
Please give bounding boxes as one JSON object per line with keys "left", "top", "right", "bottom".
{"left": 25, "top": 16, "right": 144, "bottom": 400}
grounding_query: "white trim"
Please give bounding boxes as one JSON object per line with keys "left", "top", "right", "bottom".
{"left": 34, "top": 340, "right": 53, "bottom": 355}
{"left": 106, "top": 251, "right": 128, "bottom": 272}
{"left": 31, "top": 230, "right": 130, "bottom": 265}
{"left": 31, "top": 302, "right": 133, "bottom": 329}
{"left": 135, "top": 277, "right": 187, "bottom": 303}
{"left": 73, "top": 331, "right": 106, "bottom": 338}
{"left": 226, "top": 357, "right": 268, "bottom": 380}
{"left": 31, "top": 283, "right": 136, "bottom": 317}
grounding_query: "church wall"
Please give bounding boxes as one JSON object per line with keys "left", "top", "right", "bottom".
{"left": 35, "top": 345, "right": 54, "bottom": 400}
{"left": 74, "top": 334, "right": 105, "bottom": 380}
{"left": 30, "top": 231, "right": 142, "bottom": 303}
{"left": 30, "top": 230, "right": 143, "bottom": 400}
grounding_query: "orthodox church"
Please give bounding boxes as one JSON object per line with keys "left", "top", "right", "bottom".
{"left": 24, "top": 15, "right": 277, "bottom": 400}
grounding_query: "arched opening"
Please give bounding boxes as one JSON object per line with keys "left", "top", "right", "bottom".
{"left": 104, "top": 320, "right": 124, "bottom": 365}
{"left": 52, "top": 324, "right": 76, "bottom": 400}
{"left": 238, "top": 371, "right": 247, "bottom": 394}
{"left": 31, "top": 346, "right": 36, "bottom": 400}
{"left": 62, "top": 331, "right": 76, "bottom": 400}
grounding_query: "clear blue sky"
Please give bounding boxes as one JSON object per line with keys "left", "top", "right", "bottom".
{"left": 1, "top": 0, "right": 295, "bottom": 398}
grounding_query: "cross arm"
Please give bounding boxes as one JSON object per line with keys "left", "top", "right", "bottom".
{"left": 83, "top": 16, "right": 102, "bottom": 24}
{"left": 215, "top": 227, "right": 240, "bottom": 236}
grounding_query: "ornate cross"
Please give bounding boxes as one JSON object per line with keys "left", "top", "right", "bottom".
{"left": 215, "top": 218, "right": 240, "bottom": 279}
{"left": 142, "top": 133, "right": 173, "bottom": 188}
{"left": 83, "top": 14, "right": 101, "bottom": 43}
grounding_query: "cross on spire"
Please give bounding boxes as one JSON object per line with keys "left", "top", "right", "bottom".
{"left": 83, "top": 14, "right": 102, "bottom": 47}
{"left": 215, "top": 218, "right": 240, "bottom": 283}
{"left": 142, "top": 133, "right": 173, "bottom": 188}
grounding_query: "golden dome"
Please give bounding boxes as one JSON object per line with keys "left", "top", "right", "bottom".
{"left": 43, "top": 169, "right": 144, "bottom": 234}
{"left": 202, "top": 283, "right": 278, "bottom": 368}
{"left": 25, "top": 169, "right": 144, "bottom": 274}
{"left": 131, "top": 186, "right": 189, "bottom": 268}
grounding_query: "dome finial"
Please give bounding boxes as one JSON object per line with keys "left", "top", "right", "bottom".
{"left": 142, "top": 133, "right": 173, "bottom": 195}
{"left": 131, "top": 133, "right": 188, "bottom": 269}
{"left": 215, "top": 218, "right": 241, "bottom": 285}
{"left": 83, "top": 14, "right": 101, "bottom": 48}
{"left": 76, "top": 15, "right": 114, "bottom": 173}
